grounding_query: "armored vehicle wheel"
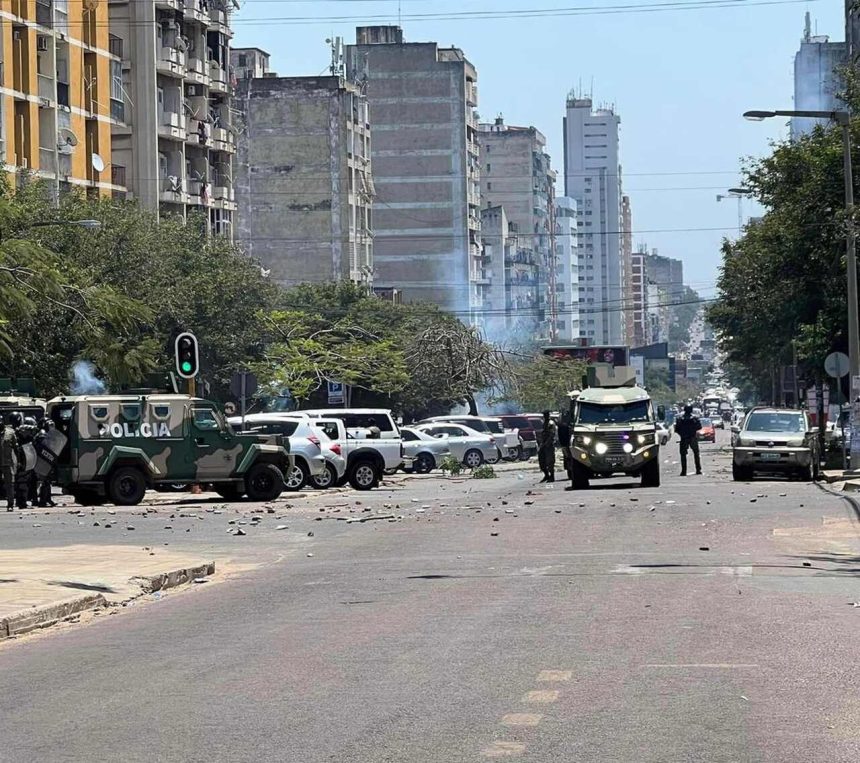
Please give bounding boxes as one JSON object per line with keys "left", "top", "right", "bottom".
{"left": 311, "top": 462, "right": 338, "bottom": 489}
{"left": 641, "top": 458, "right": 661, "bottom": 488}
{"left": 108, "top": 467, "right": 147, "bottom": 506}
{"left": 245, "top": 463, "right": 285, "bottom": 501}
{"left": 571, "top": 462, "right": 590, "bottom": 490}
{"left": 70, "top": 489, "right": 105, "bottom": 507}
{"left": 214, "top": 484, "right": 245, "bottom": 501}
{"left": 349, "top": 459, "right": 378, "bottom": 490}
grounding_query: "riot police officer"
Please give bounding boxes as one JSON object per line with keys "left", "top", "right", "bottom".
{"left": 675, "top": 404, "right": 703, "bottom": 476}
{"left": 1, "top": 412, "right": 20, "bottom": 510}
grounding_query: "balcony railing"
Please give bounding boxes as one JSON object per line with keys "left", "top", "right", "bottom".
{"left": 39, "top": 147, "right": 56, "bottom": 175}
{"left": 37, "top": 73, "right": 54, "bottom": 102}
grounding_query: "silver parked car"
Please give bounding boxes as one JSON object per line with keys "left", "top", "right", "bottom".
{"left": 414, "top": 422, "right": 498, "bottom": 468}
{"left": 229, "top": 415, "right": 327, "bottom": 490}
{"left": 731, "top": 407, "right": 820, "bottom": 481}
{"left": 400, "top": 426, "right": 451, "bottom": 473}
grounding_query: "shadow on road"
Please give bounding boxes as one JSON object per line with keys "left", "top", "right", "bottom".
{"left": 48, "top": 581, "right": 116, "bottom": 593}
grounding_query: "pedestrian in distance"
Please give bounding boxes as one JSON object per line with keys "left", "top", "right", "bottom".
{"left": 1, "top": 412, "right": 20, "bottom": 511}
{"left": 676, "top": 404, "right": 702, "bottom": 476}
{"left": 537, "top": 410, "right": 557, "bottom": 483}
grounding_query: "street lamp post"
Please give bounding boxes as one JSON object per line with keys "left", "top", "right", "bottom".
{"left": 744, "top": 110, "right": 857, "bottom": 459}
{"left": 716, "top": 187, "right": 752, "bottom": 230}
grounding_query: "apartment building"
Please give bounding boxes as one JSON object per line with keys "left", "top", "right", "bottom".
{"left": 233, "top": 51, "right": 373, "bottom": 285}
{"left": 630, "top": 247, "right": 648, "bottom": 347}
{"left": 621, "top": 194, "right": 634, "bottom": 344}
{"left": 478, "top": 117, "right": 556, "bottom": 338}
{"left": 109, "top": 0, "right": 236, "bottom": 233}
{"left": 563, "top": 95, "right": 624, "bottom": 345}
{"left": 345, "top": 26, "right": 480, "bottom": 314}
{"left": 555, "top": 196, "right": 580, "bottom": 341}
{"left": 1, "top": 0, "right": 121, "bottom": 195}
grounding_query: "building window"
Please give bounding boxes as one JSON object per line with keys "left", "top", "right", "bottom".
{"left": 487, "top": 182, "right": 492, "bottom": 190}
{"left": 109, "top": 35, "right": 123, "bottom": 58}
{"left": 238, "top": 54, "right": 247, "bottom": 66}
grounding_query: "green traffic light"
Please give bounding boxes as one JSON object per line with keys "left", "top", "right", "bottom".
{"left": 181, "top": 361, "right": 193, "bottom": 373}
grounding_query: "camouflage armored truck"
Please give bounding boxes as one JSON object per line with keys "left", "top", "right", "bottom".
{"left": 44, "top": 394, "right": 293, "bottom": 506}
{"left": 568, "top": 366, "right": 662, "bottom": 489}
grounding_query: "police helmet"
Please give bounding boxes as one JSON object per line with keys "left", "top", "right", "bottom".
{"left": 6, "top": 411, "right": 22, "bottom": 428}
{"left": 23, "top": 416, "right": 37, "bottom": 427}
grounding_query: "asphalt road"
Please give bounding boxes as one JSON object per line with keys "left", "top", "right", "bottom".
{"left": 2, "top": 433, "right": 860, "bottom": 762}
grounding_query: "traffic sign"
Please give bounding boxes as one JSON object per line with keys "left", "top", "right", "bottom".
{"left": 825, "top": 352, "right": 850, "bottom": 379}
{"left": 328, "top": 381, "right": 345, "bottom": 405}
{"left": 230, "top": 371, "right": 258, "bottom": 398}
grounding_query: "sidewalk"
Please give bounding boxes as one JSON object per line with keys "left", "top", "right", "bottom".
{"left": 0, "top": 544, "right": 214, "bottom": 640}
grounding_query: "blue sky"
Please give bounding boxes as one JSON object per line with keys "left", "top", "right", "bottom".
{"left": 232, "top": 0, "right": 844, "bottom": 298}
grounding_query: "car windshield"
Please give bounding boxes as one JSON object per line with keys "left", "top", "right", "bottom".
{"left": 745, "top": 412, "right": 805, "bottom": 433}
{"left": 577, "top": 401, "right": 650, "bottom": 424}
{"left": 482, "top": 420, "right": 504, "bottom": 434}
{"left": 701, "top": 418, "right": 712, "bottom": 426}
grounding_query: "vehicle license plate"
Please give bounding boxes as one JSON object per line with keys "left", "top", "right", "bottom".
{"left": 761, "top": 452, "right": 780, "bottom": 461}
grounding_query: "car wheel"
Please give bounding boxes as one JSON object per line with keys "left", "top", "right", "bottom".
{"left": 383, "top": 467, "right": 399, "bottom": 476}
{"left": 349, "top": 460, "right": 378, "bottom": 490}
{"left": 463, "top": 449, "right": 484, "bottom": 468}
{"left": 245, "top": 462, "right": 285, "bottom": 501}
{"left": 284, "top": 460, "right": 310, "bottom": 491}
{"left": 311, "top": 462, "right": 338, "bottom": 490}
{"left": 108, "top": 466, "right": 147, "bottom": 506}
{"left": 486, "top": 448, "right": 501, "bottom": 465}
{"left": 413, "top": 452, "right": 435, "bottom": 474}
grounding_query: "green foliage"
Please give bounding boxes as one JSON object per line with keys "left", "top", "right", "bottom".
{"left": 471, "top": 464, "right": 496, "bottom": 479}
{"left": 439, "top": 455, "right": 463, "bottom": 476}
{"left": 498, "top": 355, "right": 586, "bottom": 413}
{"left": 708, "top": 117, "right": 860, "bottom": 396}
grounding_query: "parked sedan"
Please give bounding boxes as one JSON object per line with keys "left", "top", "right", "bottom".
{"left": 400, "top": 426, "right": 451, "bottom": 473}
{"left": 414, "top": 423, "right": 498, "bottom": 468}
{"left": 228, "top": 415, "right": 327, "bottom": 490}
{"left": 697, "top": 417, "right": 716, "bottom": 443}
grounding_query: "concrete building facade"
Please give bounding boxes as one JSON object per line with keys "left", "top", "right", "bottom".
{"left": 233, "top": 56, "right": 373, "bottom": 285}
{"left": 478, "top": 117, "right": 556, "bottom": 337}
{"left": 109, "top": 0, "right": 236, "bottom": 233}
{"left": 644, "top": 250, "right": 684, "bottom": 302}
{"left": 563, "top": 95, "right": 624, "bottom": 345}
{"left": 621, "top": 194, "right": 634, "bottom": 344}
{"left": 345, "top": 26, "right": 480, "bottom": 314}
{"left": 554, "top": 196, "right": 580, "bottom": 341}
{"left": 630, "top": 247, "right": 648, "bottom": 348}
{"left": 1, "top": 0, "right": 122, "bottom": 196}
{"left": 792, "top": 13, "right": 846, "bottom": 139}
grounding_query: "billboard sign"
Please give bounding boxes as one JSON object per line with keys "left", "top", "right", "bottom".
{"left": 542, "top": 345, "right": 629, "bottom": 367}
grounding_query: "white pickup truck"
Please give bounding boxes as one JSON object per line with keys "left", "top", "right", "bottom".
{"left": 297, "top": 409, "right": 407, "bottom": 490}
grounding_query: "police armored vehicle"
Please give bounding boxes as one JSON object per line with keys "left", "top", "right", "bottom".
{"left": 44, "top": 394, "right": 293, "bottom": 506}
{"left": 568, "top": 365, "right": 662, "bottom": 489}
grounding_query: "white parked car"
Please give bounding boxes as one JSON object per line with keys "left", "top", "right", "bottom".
{"left": 228, "top": 415, "right": 327, "bottom": 491}
{"left": 304, "top": 418, "right": 348, "bottom": 489}
{"left": 418, "top": 415, "right": 519, "bottom": 460}
{"left": 414, "top": 422, "right": 498, "bottom": 468}
{"left": 400, "top": 426, "right": 452, "bottom": 473}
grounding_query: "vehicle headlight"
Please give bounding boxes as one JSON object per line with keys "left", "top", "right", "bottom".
{"left": 575, "top": 435, "right": 592, "bottom": 446}
{"left": 623, "top": 442, "right": 634, "bottom": 453}
{"left": 594, "top": 441, "right": 608, "bottom": 455}
{"left": 637, "top": 434, "right": 651, "bottom": 445}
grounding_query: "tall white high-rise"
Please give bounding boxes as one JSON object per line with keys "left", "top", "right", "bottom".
{"left": 563, "top": 96, "right": 624, "bottom": 345}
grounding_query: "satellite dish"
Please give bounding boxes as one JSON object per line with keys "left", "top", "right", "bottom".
{"left": 58, "top": 128, "right": 78, "bottom": 146}
{"left": 91, "top": 153, "right": 105, "bottom": 172}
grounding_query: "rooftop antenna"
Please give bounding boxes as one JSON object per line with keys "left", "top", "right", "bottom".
{"left": 398, "top": 0, "right": 402, "bottom": 28}
{"left": 803, "top": 10, "right": 811, "bottom": 42}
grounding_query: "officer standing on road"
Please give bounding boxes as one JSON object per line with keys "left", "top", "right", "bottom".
{"left": 1, "top": 412, "right": 20, "bottom": 511}
{"left": 537, "top": 410, "right": 557, "bottom": 483}
{"left": 557, "top": 412, "right": 572, "bottom": 484}
{"left": 34, "top": 419, "right": 57, "bottom": 508}
{"left": 676, "top": 404, "right": 702, "bottom": 476}
{"left": 15, "top": 417, "right": 39, "bottom": 509}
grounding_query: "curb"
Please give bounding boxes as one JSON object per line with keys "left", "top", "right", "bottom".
{"left": 128, "top": 561, "right": 215, "bottom": 594}
{"left": 0, "top": 593, "right": 107, "bottom": 641}
{"left": 0, "top": 561, "right": 216, "bottom": 642}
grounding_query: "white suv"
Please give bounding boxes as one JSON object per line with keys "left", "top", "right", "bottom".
{"left": 229, "top": 415, "right": 327, "bottom": 490}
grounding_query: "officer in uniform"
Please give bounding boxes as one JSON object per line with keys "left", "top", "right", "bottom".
{"left": 34, "top": 419, "right": 57, "bottom": 507}
{"left": 1, "top": 412, "right": 20, "bottom": 510}
{"left": 676, "top": 404, "right": 702, "bottom": 476}
{"left": 15, "top": 417, "right": 39, "bottom": 509}
{"left": 537, "top": 410, "right": 557, "bottom": 483}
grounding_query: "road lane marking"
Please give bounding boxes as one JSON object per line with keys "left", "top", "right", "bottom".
{"left": 501, "top": 713, "right": 543, "bottom": 727}
{"left": 537, "top": 670, "right": 572, "bottom": 682}
{"left": 522, "top": 689, "right": 559, "bottom": 703}
{"left": 481, "top": 741, "right": 527, "bottom": 757}
{"left": 644, "top": 663, "right": 758, "bottom": 669}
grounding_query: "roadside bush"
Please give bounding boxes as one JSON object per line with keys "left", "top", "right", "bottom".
{"left": 440, "top": 455, "right": 462, "bottom": 476}
{"left": 472, "top": 465, "right": 496, "bottom": 479}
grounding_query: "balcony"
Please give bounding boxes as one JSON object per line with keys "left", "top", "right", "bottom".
{"left": 160, "top": 177, "right": 187, "bottom": 203}
{"left": 58, "top": 152, "right": 71, "bottom": 177}
{"left": 212, "top": 184, "right": 233, "bottom": 202}
{"left": 186, "top": 57, "right": 209, "bottom": 86}
{"left": 155, "top": 0, "right": 181, "bottom": 10}
{"left": 157, "top": 47, "right": 186, "bottom": 78}
{"left": 211, "top": 126, "right": 234, "bottom": 152}
{"left": 38, "top": 147, "right": 56, "bottom": 175}
{"left": 183, "top": 0, "right": 208, "bottom": 23}
{"left": 158, "top": 111, "right": 186, "bottom": 140}
{"left": 37, "top": 73, "right": 54, "bottom": 104}
{"left": 209, "top": 7, "right": 232, "bottom": 35}
{"left": 208, "top": 62, "right": 229, "bottom": 94}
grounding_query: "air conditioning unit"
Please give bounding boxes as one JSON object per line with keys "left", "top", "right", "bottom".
{"left": 37, "top": 35, "right": 49, "bottom": 52}
{"left": 187, "top": 85, "right": 199, "bottom": 96}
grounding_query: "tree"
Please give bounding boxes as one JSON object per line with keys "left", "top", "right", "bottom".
{"left": 496, "top": 355, "right": 586, "bottom": 413}
{"left": 708, "top": 117, "right": 856, "bottom": 399}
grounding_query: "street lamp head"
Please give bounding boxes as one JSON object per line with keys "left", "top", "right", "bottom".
{"left": 743, "top": 110, "right": 776, "bottom": 121}
{"left": 71, "top": 219, "right": 101, "bottom": 230}
{"left": 728, "top": 187, "right": 752, "bottom": 195}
